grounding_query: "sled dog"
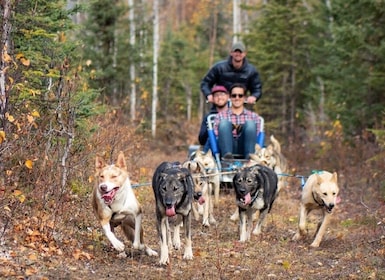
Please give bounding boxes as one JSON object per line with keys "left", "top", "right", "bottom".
{"left": 183, "top": 159, "right": 216, "bottom": 226}
{"left": 152, "top": 162, "right": 195, "bottom": 265}
{"left": 292, "top": 171, "right": 339, "bottom": 247}
{"left": 92, "top": 152, "right": 157, "bottom": 256}
{"left": 194, "top": 149, "right": 221, "bottom": 206}
{"left": 233, "top": 165, "right": 278, "bottom": 242}
{"left": 249, "top": 135, "right": 288, "bottom": 192}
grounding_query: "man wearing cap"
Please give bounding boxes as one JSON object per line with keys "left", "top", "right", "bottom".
{"left": 198, "top": 85, "right": 229, "bottom": 152}
{"left": 200, "top": 41, "right": 262, "bottom": 105}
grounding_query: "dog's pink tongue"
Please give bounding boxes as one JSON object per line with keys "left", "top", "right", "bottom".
{"left": 166, "top": 206, "right": 176, "bottom": 217}
{"left": 243, "top": 193, "right": 251, "bottom": 205}
{"left": 198, "top": 196, "right": 205, "bottom": 205}
{"left": 102, "top": 188, "right": 117, "bottom": 204}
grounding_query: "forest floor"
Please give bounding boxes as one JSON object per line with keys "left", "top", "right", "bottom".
{"left": 0, "top": 120, "right": 384, "bottom": 280}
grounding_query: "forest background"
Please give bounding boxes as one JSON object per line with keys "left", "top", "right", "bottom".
{"left": 0, "top": 0, "right": 385, "bottom": 279}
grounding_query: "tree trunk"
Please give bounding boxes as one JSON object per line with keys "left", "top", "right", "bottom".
{"left": 0, "top": 0, "right": 12, "bottom": 131}
{"left": 152, "top": 0, "right": 159, "bottom": 137}
{"left": 233, "top": 0, "right": 241, "bottom": 41}
{"left": 128, "top": 0, "right": 136, "bottom": 121}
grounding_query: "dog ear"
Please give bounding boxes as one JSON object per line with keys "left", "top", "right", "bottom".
{"left": 177, "top": 168, "right": 190, "bottom": 180}
{"left": 196, "top": 162, "right": 205, "bottom": 173}
{"left": 267, "top": 144, "right": 274, "bottom": 153}
{"left": 116, "top": 151, "right": 127, "bottom": 170}
{"left": 315, "top": 174, "right": 324, "bottom": 185}
{"left": 331, "top": 172, "right": 338, "bottom": 183}
{"left": 95, "top": 156, "right": 106, "bottom": 171}
{"left": 255, "top": 144, "right": 262, "bottom": 152}
{"left": 160, "top": 172, "right": 168, "bottom": 180}
{"left": 248, "top": 165, "right": 260, "bottom": 175}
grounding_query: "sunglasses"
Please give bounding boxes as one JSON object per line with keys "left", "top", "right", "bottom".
{"left": 231, "top": 94, "right": 244, "bottom": 98}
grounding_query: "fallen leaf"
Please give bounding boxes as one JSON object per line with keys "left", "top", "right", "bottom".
{"left": 25, "top": 160, "right": 33, "bottom": 169}
{"left": 25, "top": 267, "right": 37, "bottom": 276}
{"left": 0, "top": 130, "right": 5, "bottom": 143}
{"left": 28, "top": 253, "right": 38, "bottom": 261}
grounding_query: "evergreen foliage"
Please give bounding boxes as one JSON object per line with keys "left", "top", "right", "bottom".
{"left": 1, "top": 0, "right": 100, "bottom": 191}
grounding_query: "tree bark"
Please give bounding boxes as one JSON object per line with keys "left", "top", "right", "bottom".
{"left": 152, "top": 0, "right": 159, "bottom": 137}
{"left": 128, "top": 0, "right": 136, "bottom": 121}
{"left": 0, "top": 0, "right": 12, "bottom": 131}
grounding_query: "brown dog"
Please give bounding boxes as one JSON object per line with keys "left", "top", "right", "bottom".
{"left": 92, "top": 151, "right": 157, "bottom": 256}
{"left": 292, "top": 171, "right": 339, "bottom": 247}
{"left": 183, "top": 159, "right": 216, "bottom": 227}
{"left": 249, "top": 135, "right": 288, "bottom": 192}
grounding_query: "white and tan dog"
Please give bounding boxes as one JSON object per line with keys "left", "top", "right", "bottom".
{"left": 249, "top": 135, "right": 288, "bottom": 192}
{"left": 92, "top": 151, "right": 157, "bottom": 256}
{"left": 183, "top": 159, "right": 216, "bottom": 227}
{"left": 194, "top": 149, "right": 221, "bottom": 206}
{"left": 292, "top": 171, "right": 339, "bottom": 247}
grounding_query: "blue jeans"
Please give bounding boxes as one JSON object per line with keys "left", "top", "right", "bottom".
{"left": 218, "top": 119, "right": 256, "bottom": 159}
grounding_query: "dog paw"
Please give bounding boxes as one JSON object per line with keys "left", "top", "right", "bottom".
{"left": 239, "top": 233, "right": 248, "bottom": 242}
{"left": 146, "top": 247, "right": 158, "bottom": 257}
{"left": 209, "top": 217, "right": 217, "bottom": 224}
{"left": 310, "top": 241, "right": 320, "bottom": 248}
{"left": 183, "top": 249, "right": 193, "bottom": 260}
{"left": 239, "top": 237, "right": 247, "bottom": 243}
{"left": 252, "top": 228, "right": 261, "bottom": 235}
{"left": 117, "top": 251, "right": 127, "bottom": 258}
{"left": 173, "top": 242, "right": 181, "bottom": 250}
{"left": 230, "top": 213, "right": 239, "bottom": 221}
{"left": 202, "top": 218, "right": 210, "bottom": 227}
{"left": 112, "top": 240, "right": 125, "bottom": 252}
{"left": 292, "top": 233, "right": 301, "bottom": 241}
{"left": 132, "top": 242, "right": 140, "bottom": 250}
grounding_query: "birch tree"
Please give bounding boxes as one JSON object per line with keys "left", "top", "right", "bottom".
{"left": 0, "top": 0, "right": 12, "bottom": 132}
{"left": 128, "top": 0, "right": 136, "bottom": 120}
{"left": 152, "top": 0, "right": 159, "bottom": 137}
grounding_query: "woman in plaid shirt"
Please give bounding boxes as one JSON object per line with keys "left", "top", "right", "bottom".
{"left": 213, "top": 83, "right": 261, "bottom": 159}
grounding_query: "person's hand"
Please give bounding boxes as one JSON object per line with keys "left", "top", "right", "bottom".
{"left": 206, "top": 94, "right": 214, "bottom": 103}
{"left": 247, "top": 96, "right": 257, "bottom": 104}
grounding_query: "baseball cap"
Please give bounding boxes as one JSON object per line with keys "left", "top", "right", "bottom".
{"left": 231, "top": 42, "right": 246, "bottom": 52}
{"left": 211, "top": 85, "right": 228, "bottom": 94}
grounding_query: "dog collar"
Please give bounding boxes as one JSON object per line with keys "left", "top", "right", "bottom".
{"left": 312, "top": 191, "right": 324, "bottom": 207}
{"left": 250, "top": 189, "right": 260, "bottom": 204}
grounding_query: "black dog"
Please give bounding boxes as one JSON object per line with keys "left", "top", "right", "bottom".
{"left": 152, "top": 161, "right": 195, "bottom": 265}
{"left": 233, "top": 164, "right": 278, "bottom": 242}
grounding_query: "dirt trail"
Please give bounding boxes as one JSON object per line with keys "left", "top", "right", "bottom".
{"left": 1, "top": 150, "right": 384, "bottom": 280}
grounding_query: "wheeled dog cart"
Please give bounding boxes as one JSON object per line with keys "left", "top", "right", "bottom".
{"left": 189, "top": 113, "right": 265, "bottom": 186}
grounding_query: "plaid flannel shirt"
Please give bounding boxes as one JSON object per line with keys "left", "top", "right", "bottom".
{"left": 213, "top": 108, "right": 261, "bottom": 138}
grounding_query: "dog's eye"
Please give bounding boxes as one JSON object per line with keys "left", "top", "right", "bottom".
{"left": 174, "top": 186, "right": 178, "bottom": 191}
{"left": 332, "top": 192, "right": 336, "bottom": 195}
{"left": 323, "top": 192, "right": 327, "bottom": 196}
